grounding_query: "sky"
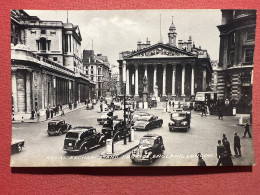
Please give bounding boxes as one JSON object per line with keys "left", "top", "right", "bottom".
{"left": 26, "top": 10, "right": 222, "bottom": 69}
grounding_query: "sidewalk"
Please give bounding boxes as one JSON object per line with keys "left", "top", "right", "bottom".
{"left": 100, "top": 139, "right": 139, "bottom": 159}
{"left": 12, "top": 103, "right": 87, "bottom": 124}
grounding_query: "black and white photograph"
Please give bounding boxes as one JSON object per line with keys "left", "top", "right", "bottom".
{"left": 10, "top": 9, "right": 256, "bottom": 167}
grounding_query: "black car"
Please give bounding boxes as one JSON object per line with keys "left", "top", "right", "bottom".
{"left": 130, "top": 134, "right": 165, "bottom": 164}
{"left": 101, "top": 119, "right": 130, "bottom": 140}
{"left": 63, "top": 127, "right": 106, "bottom": 154}
{"left": 168, "top": 111, "right": 191, "bottom": 132}
{"left": 11, "top": 139, "right": 25, "bottom": 154}
{"left": 47, "top": 120, "right": 72, "bottom": 136}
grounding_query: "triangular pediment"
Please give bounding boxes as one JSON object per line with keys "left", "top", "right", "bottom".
{"left": 124, "top": 43, "right": 196, "bottom": 59}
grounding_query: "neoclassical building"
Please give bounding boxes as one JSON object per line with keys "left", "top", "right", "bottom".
{"left": 118, "top": 21, "right": 212, "bottom": 101}
{"left": 215, "top": 10, "right": 256, "bottom": 105}
{"left": 11, "top": 10, "right": 95, "bottom": 119}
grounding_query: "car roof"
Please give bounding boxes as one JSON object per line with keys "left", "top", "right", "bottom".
{"left": 70, "top": 126, "right": 94, "bottom": 132}
{"left": 142, "top": 134, "right": 160, "bottom": 138}
{"left": 49, "top": 120, "right": 63, "bottom": 122}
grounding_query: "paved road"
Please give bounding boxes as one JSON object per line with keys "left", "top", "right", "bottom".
{"left": 11, "top": 103, "right": 255, "bottom": 167}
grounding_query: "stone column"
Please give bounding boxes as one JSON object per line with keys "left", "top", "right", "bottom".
{"left": 126, "top": 66, "right": 130, "bottom": 96}
{"left": 135, "top": 64, "right": 139, "bottom": 97}
{"left": 11, "top": 72, "right": 18, "bottom": 113}
{"left": 202, "top": 69, "right": 207, "bottom": 91}
{"left": 181, "top": 64, "right": 186, "bottom": 96}
{"left": 122, "top": 61, "right": 126, "bottom": 83}
{"left": 162, "top": 64, "right": 167, "bottom": 97}
{"left": 26, "top": 72, "right": 31, "bottom": 113}
{"left": 144, "top": 64, "right": 148, "bottom": 77}
{"left": 251, "top": 70, "right": 253, "bottom": 84}
{"left": 172, "top": 64, "right": 176, "bottom": 96}
{"left": 191, "top": 65, "right": 195, "bottom": 96}
{"left": 153, "top": 64, "right": 157, "bottom": 92}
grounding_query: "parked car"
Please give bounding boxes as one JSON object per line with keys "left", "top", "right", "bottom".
{"left": 86, "top": 102, "right": 94, "bottom": 110}
{"left": 168, "top": 111, "right": 191, "bottom": 132}
{"left": 133, "top": 115, "right": 163, "bottom": 131}
{"left": 63, "top": 126, "right": 106, "bottom": 154}
{"left": 130, "top": 134, "right": 165, "bottom": 164}
{"left": 11, "top": 139, "right": 25, "bottom": 154}
{"left": 102, "top": 119, "right": 129, "bottom": 140}
{"left": 97, "top": 112, "right": 118, "bottom": 125}
{"left": 47, "top": 119, "right": 72, "bottom": 136}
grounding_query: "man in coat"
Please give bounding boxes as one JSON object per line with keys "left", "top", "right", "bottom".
{"left": 222, "top": 151, "right": 234, "bottom": 166}
{"left": 197, "top": 153, "right": 206, "bottom": 166}
{"left": 223, "top": 137, "right": 232, "bottom": 157}
{"left": 243, "top": 121, "right": 252, "bottom": 138}
{"left": 234, "top": 132, "right": 241, "bottom": 157}
{"left": 217, "top": 140, "right": 225, "bottom": 166}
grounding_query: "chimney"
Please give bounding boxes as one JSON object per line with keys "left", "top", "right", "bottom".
{"left": 178, "top": 40, "right": 183, "bottom": 49}
{"left": 187, "top": 36, "right": 192, "bottom": 52}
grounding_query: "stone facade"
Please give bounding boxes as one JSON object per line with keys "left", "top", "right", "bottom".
{"left": 118, "top": 21, "right": 212, "bottom": 101}
{"left": 83, "top": 50, "right": 111, "bottom": 98}
{"left": 11, "top": 10, "right": 95, "bottom": 119}
{"left": 216, "top": 9, "right": 256, "bottom": 107}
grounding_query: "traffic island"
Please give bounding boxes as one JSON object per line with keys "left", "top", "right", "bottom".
{"left": 100, "top": 139, "right": 139, "bottom": 159}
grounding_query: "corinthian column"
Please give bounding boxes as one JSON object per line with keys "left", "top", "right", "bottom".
{"left": 11, "top": 72, "right": 18, "bottom": 113}
{"left": 26, "top": 72, "right": 32, "bottom": 113}
{"left": 135, "top": 64, "right": 139, "bottom": 97}
{"left": 181, "top": 64, "right": 186, "bottom": 96}
{"left": 172, "top": 64, "right": 176, "bottom": 96}
{"left": 202, "top": 69, "right": 206, "bottom": 91}
{"left": 126, "top": 66, "right": 130, "bottom": 96}
{"left": 191, "top": 65, "right": 195, "bottom": 96}
{"left": 162, "top": 64, "right": 167, "bottom": 97}
{"left": 153, "top": 64, "right": 157, "bottom": 93}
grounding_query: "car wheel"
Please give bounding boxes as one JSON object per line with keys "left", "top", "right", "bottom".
{"left": 17, "top": 144, "right": 23, "bottom": 152}
{"left": 48, "top": 132, "right": 52, "bottom": 136}
{"left": 58, "top": 129, "right": 62, "bottom": 136}
{"left": 100, "top": 139, "right": 106, "bottom": 146}
{"left": 145, "top": 126, "right": 150, "bottom": 131}
{"left": 148, "top": 155, "right": 153, "bottom": 164}
{"left": 81, "top": 145, "right": 89, "bottom": 153}
{"left": 159, "top": 122, "right": 162, "bottom": 127}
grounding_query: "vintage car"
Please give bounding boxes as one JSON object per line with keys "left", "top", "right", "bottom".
{"left": 47, "top": 119, "right": 72, "bottom": 136}
{"left": 101, "top": 119, "right": 130, "bottom": 140}
{"left": 86, "top": 102, "right": 94, "bottom": 110}
{"left": 131, "top": 112, "right": 150, "bottom": 125}
{"left": 97, "top": 112, "right": 118, "bottom": 125}
{"left": 11, "top": 139, "right": 25, "bottom": 154}
{"left": 130, "top": 134, "right": 165, "bottom": 164}
{"left": 133, "top": 115, "right": 163, "bottom": 131}
{"left": 168, "top": 111, "right": 191, "bottom": 132}
{"left": 63, "top": 126, "right": 106, "bottom": 154}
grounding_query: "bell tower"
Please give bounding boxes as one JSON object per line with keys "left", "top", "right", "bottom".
{"left": 168, "top": 16, "right": 177, "bottom": 47}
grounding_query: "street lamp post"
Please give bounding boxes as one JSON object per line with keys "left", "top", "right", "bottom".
{"left": 123, "top": 82, "right": 127, "bottom": 145}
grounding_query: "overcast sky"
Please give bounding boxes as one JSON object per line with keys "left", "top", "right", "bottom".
{"left": 26, "top": 10, "right": 222, "bottom": 68}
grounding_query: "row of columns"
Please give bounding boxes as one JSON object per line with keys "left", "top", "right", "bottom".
{"left": 122, "top": 61, "right": 206, "bottom": 97}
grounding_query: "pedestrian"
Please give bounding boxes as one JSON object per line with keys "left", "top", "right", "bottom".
{"left": 50, "top": 109, "right": 54, "bottom": 118}
{"left": 61, "top": 108, "right": 65, "bottom": 116}
{"left": 178, "top": 101, "right": 180, "bottom": 108}
{"left": 222, "top": 151, "right": 233, "bottom": 166}
{"left": 169, "top": 101, "right": 171, "bottom": 108}
{"left": 46, "top": 108, "right": 50, "bottom": 120}
{"left": 217, "top": 140, "right": 225, "bottom": 166}
{"left": 197, "top": 153, "right": 206, "bottom": 166}
{"left": 201, "top": 104, "right": 206, "bottom": 117}
{"left": 100, "top": 103, "right": 103, "bottom": 112}
{"left": 172, "top": 101, "right": 175, "bottom": 108}
{"left": 223, "top": 137, "right": 232, "bottom": 157}
{"left": 149, "top": 102, "right": 152, "bottom": 109}
{"left": 218, "top": 107, "right": 223, "bottom": 120}
{"left": 36, "top": 111, "right": 40, "bottom": 122}
{"left": 234, "top": 132, "right": 241, "bottom": 157}
{"left": 243, "top": 120, "right": 252, "bottom": 138}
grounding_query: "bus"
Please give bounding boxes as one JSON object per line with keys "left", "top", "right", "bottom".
{"left": 194, "top": 92, "right": 218, "bottom": 111}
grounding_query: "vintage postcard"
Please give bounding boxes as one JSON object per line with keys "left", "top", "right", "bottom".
{"left": 11, "top": 9, "right": 256, "bottom": 167}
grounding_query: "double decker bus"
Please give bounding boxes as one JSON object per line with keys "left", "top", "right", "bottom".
{"left": 194, "top": 92, "right": 218, "bottom": 111}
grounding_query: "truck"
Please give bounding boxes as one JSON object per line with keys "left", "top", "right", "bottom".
{"left": 194, "top": 92, "right": 217, "bottom": 111}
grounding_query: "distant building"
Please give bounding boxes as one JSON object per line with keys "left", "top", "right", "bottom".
{"left": 118, "top": 19, "right": 212, "bottom": 101}
{"left": 216, "top": 10, "right": 256, "bottom": 111}
{"left": 11, "top": 10, "right": 95, "bottom": 119}
{"left": 83, "top": 50, "right": 111, "bottom": 98}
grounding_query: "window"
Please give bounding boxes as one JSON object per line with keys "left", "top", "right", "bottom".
{"left": 229, "top": 51, "right": 234, "bottom": 66}
{"left": 91, "top": 76, "right": 94, "bottom": 81}
{"left": 230, "top": 32, "right": 236, "bottom": 45}
{"left": 39, "top": 37, "right": 46, "bottom": 51}
{"left": 91, "top": 66, "right": 93, "bottom": 69}
{"left": 41, "top": 30, "right": 46, "bottom": 34}
{"left": 53, "top": 57, "right": 58, "bottom": 61}
{"left": 245, "top": 49, "right": 254, "bottom": 63}
{"left": 91, "top": 71, "right": 93, "bottom": 75}
{"left": 247, "top": 31, "right": 255, "bottom": 41}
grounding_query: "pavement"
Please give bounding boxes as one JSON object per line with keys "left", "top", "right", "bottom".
{"left": 12, "top": 103, "right": 87, "bottom": 124}
{"left": 100, "top": 139, "right": 139, "bottom": 159}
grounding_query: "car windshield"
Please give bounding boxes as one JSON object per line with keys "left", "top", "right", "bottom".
{"left": 66, "top": 132, "right": 79, "bottom": 139}
{"left": 136, "top": 117, "right": 150, "bottom": 121}
{"left": 103, "top": 123, "right": 111, "bottom": 128}
{"left": 171, "top": 113, "right": 180, "bottom": 118}
{"left": 140, "top": 138, "right": 154, "bottom": 146}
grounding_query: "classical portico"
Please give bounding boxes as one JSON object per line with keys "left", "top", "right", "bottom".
{"left": 118, "top": 21, "right": 212, "bottom": 101}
